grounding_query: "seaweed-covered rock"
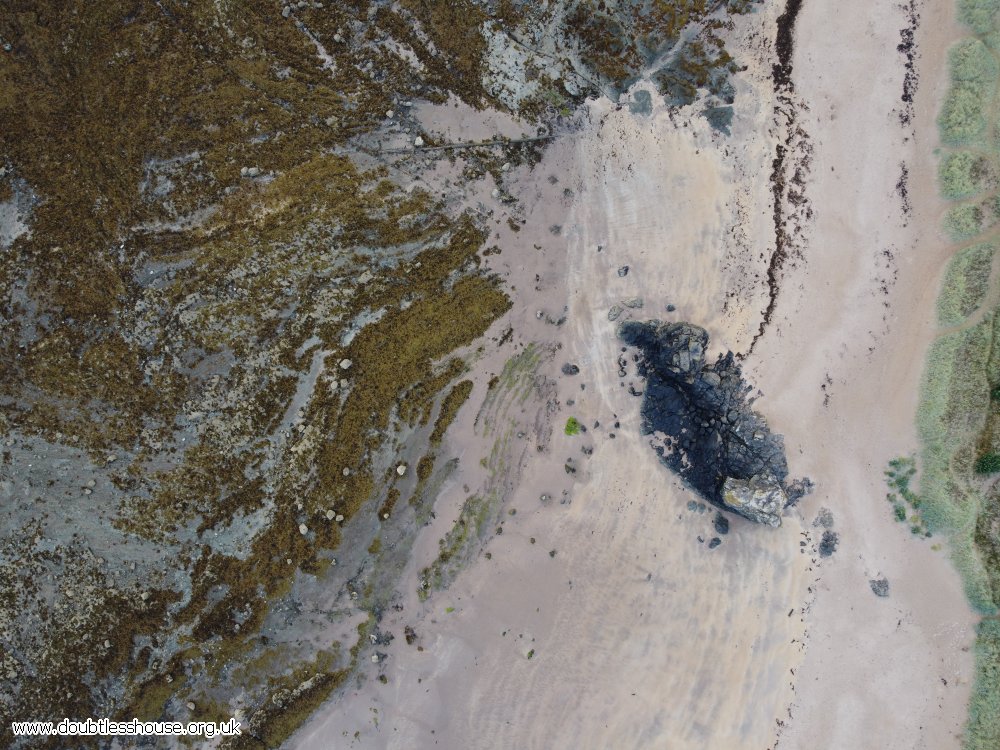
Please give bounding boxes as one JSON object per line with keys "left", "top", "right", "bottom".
{"left": 819, "top": 530, "right": 839, "bottom": 557}
{"left": 618, "top": 320, "right": 809, "bottom": 525}
{"left": 869, "top": 577, "right": 890, "bottom": 597}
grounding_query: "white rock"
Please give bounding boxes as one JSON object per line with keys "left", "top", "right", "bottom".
{"left": 382, "top": 513, "right": 390, "bottom": 520}
{"left": 501, "top": 162, "right": 510, "bottom": 172}
{"left": 339, "top": 358, "right": 352, "bottom": 370}
{"left": 246, "top": 166, "right": 260, "bottom": 177}
{"left": 491, "top": 188, "right": 500, "bottom": 199}
{"left": 413, "top": 136, "right": 424, "bottom": 147}
{"left": 104, "top": 640, "right": 111, "bottom": 649}
{"left": 335, "top": 514, "right": 344, "bottom": 522}
{"left": 282, "top": 5, "right": 291, "bottom": 17}
{"left": 386, "top": 110, "right": 394, "bottom": 119}
{"left": 326, "top": 509, "right": 336, "bottom": 520}
{"left": 340, "top": 379, "right": 349, "bottom": 389}
{"left": 298, "top": 523, "right": 308, "bottom": 535}
{"left": 371, "top": 654, "right": 379, "bottom": 663}
{"left": 333, "top": 33, "right": 344, "bottom": 43}
{"left": 325, "top": 115, "right": 338, "bottom": 126}
{"left": 396, "top": 464, "right": 407, "bottom": 476}
{"left": 186, "top": 701, "right": 196, "bottom": 711}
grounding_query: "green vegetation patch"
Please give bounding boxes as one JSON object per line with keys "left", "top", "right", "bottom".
{"left": 940, "top": 83, "right": 991, "bottom": 146}
{"left": 937, "top": 242, "right": 995, "bottom": 326}
{"left": 885, "top": 456, "right": 929, "bottom": 535}
{"left": 950, "top": 38, "right": 1000, "bottom": 87}
{"left": 959, "top": 0, "right": 1000, "bottom": 34}
{"left": 946, "top": 203, "right": 986, "bottom": 240}
{"left": 917, "top": 317, "right": 998, "bottom": 614}
{"left": 419, "top": 494, "right": 492, "bottom": 598}
{"left": 967, "top": 618, "right": 1000, "bottom": 750}
{"left": 564, "top": 416, "right": 582, "bottom": 436}
{"left": 940, "top": 151, "right": 991, "bottom": 199}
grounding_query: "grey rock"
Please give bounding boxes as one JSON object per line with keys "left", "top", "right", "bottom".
{"left": 617, "top": 265, "right": 629, "bottom": 277}
{"left": 561, "top": 363, "right": 580, "bottom": 376}
{"left": 623, "top": 297, "right": 644, "bottom": 309}
{"left": 819, "top": 530, "right": 839, "bottom": 557}
{"left": 721, "top": 475, "right": 787, "bottom": 527}
{"left": 869, "top": 577, "right": 890, "bottom": 597}
{"left": 608, "top": 304, "right": 624, "bottom": 322}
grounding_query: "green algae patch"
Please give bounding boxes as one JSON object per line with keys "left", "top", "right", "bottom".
{"left": 564, "top": 416, "right": 582, "bottom": 435}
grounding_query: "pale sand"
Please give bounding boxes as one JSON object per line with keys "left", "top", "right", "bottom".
{"left": 292, "top": 2, "right": 978, "bottom": 748}
{"left": 766, "top": 2, "right": 977, "bottom": 749}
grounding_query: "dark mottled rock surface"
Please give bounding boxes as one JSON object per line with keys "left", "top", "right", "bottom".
{"left": 713, "top": 512, "right": 730, "bottom": 535}
{"left": 869, "top": 577, "right": 890, "bottom": 597}
{"left": 819, "top": 530, "right": 839, "bottom": 557}
{"left": 618, "top": 320, "right": 809, "bottom": 526}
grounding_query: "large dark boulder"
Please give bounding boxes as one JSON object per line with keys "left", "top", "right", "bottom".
{"left": 618, "top": 320, "right": 809, "bottom": 525}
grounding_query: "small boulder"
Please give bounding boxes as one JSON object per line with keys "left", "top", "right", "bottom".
{"left": 561, "top": 363, "right": 580, "bottom": 376}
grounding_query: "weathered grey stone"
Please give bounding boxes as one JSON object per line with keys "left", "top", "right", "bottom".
{"left": 721, "top": 475, "right": 787, "bottom": 527}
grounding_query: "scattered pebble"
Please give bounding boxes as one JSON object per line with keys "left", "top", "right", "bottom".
{"left": 617, "top": 265, "right": 629, "bottom": 277}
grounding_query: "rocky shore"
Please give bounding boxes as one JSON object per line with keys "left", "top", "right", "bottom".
{"left": 619, "top": 320, "right": 809, "bottom": 526}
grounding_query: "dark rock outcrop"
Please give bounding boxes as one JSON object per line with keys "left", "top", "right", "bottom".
{"left": 618, "top": 320, "right": 809, "bottom": 526}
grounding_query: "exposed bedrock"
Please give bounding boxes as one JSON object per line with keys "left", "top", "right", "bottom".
{"left": 618, "top": 321, "right": 811, "bottom": 526}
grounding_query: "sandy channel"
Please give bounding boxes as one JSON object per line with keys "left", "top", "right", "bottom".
{"left": 291, "top": 2, "right": 977, "bottom": 749}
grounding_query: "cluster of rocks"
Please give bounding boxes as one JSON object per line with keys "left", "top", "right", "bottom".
{"left": 618, "top": 320, "right": 810, "bottom": 526}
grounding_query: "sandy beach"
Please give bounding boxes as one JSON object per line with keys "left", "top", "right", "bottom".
{"left": 290, "top": 2, "right": 979, "bottom": 749}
